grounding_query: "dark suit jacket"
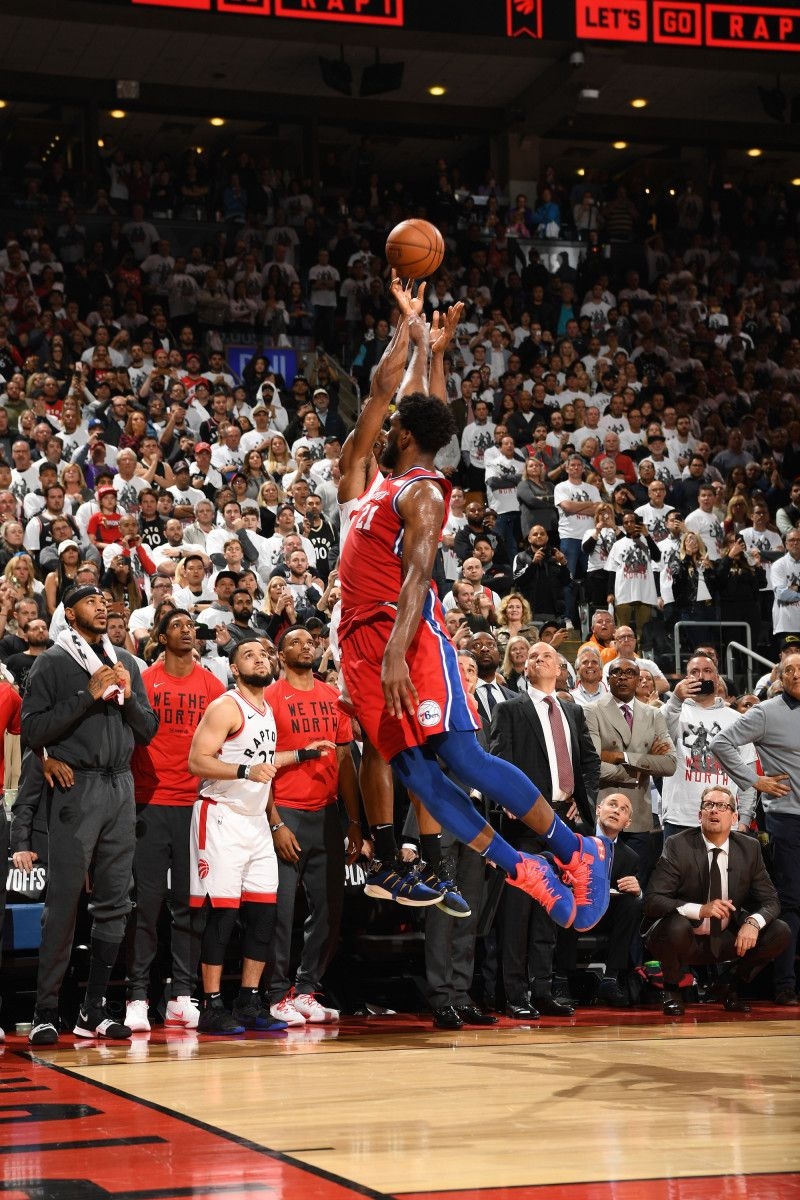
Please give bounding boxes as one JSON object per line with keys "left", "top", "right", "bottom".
{"left": 644, "top": 828, "right": 780, "bottom": 932}
{"left": 608, "top": 837, "right": 640, "bottom": 888}
{"left": 474, "top": 680, "right": 517, "bottom": 725}
{"left": 489, "top": 691, "right": 600, "bottom": 834}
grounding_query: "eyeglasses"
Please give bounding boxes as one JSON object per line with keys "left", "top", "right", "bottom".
{"left": 700, "top": 801, "right": 735, "bottom": 812}
{"left": 609, "top": 668, "right": 638, "bottom": 677}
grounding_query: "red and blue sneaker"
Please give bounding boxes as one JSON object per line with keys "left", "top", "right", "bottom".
{"left": 507, "top": 854, "right": 577, "bottom": 928}
{"left": 555, "top": 835, "right": 611, "bottom": 932}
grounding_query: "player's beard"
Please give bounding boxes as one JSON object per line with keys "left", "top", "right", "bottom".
{"left": 380, "top": 437, "right": 400, "bottom": 471}
{"left": 238, "top": 671, "right": 272, "bottom": 688}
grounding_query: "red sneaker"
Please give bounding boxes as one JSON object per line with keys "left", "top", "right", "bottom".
{"left": 556, "top": 835, "right": 611, "bottom": 932}
{"left": 507, "top": 854, "right": 577, "bottom": 928}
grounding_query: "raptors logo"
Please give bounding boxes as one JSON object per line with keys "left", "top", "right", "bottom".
{"left": 417, "top": 699, "right": 442, "bottom": 728}
{"left": 198, "top": 859, "right": 210, "bottom": 879}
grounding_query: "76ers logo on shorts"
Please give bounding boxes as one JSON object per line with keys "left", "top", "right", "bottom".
{"left": 417, "top": 699, "right": 442, "bottom": 728}
{"left": 198, "top": 859, "right": 210, "bottom": 879}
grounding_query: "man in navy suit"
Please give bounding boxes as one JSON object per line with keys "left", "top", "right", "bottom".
{"left": 490, "top": 641, "right": 599, "bottom": 1017}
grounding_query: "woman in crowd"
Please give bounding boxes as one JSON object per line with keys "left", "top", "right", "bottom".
{"left": 0, "top": 522, "right": 26, "bottom": 574}
{"left": 43, "top": 539, "right": 84, "bottom": 615}
{"left": 516, "top": 455, "right": 557, "bottom": 538}
{"left": 4, "top": 554, "right": 46, "bottom": 616}
{"left": 494, "top": 592, "right": 535, "bottom": 651}
{"left": 60, "top": 462, "right": 93, "bottom": 507}
{"left": 635, "top": 668, "right": 664, "bottom": 708}
{"left": 101, "top": 553, "right": 145, "bottom": 615}
{"left": 716, "top": 532, "right": 766, "bottom": 653}
{"left": 265, "top": 434, "right": 293, "bottom": 484}
{"left": 501, "top": 634, "right": 532, "bottom": 693}
{"left": 670, "top": 530, "right": 717, "bottom": 648}
{"left": 723, "top": 493, "right": 752, "bottom": 538}
{"left": 118, "top": 409, "right": 149, "bottom": 455}
{"left": 255, "top": 574, "right": 298, "bottom": 643}
{"left": 241, "top": 449, "right": 270, "bottom": 499}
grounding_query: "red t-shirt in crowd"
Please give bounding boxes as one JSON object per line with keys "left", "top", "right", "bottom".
{"left": 87, "top": 510, "right": 123, "bottom": 545}
{"left": 132, "top": 661, "right": 226, "bottom": 806}
{"left": 264, "top": 677, "right": 353, "bottom": 811}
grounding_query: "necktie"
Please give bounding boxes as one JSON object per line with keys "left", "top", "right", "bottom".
{"left": 709, "top": 847, "right": 723, "bottom": 954}
{"left": 621, "top": 703, "right": 633, "bottom": 729}
{"left": 479, "top": 685, "right": 497, "bottom": 717}
{"left": 545, "top": 695, "right": 574, "bottom": 795}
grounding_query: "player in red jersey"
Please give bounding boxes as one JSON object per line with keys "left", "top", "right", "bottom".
{"left": 336, "top": 276, "right": 452, "bottom": 908}
{"left": 127, "top": 608, "right": 226, "bottom": 1032}
{"left": 338, "top": 310, "right": 611, "bottom": 932}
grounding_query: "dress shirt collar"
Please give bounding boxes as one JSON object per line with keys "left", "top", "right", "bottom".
{"left": 782, "top": 692, "right": 800, "bottom": 710}
{"left": 701, "top": 834, "right": 730, "bottom": 857}
{"left": 527, "top": 684, "right": 556, "bottom": 704}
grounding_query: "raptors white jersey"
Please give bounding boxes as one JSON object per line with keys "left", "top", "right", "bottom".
{"left": 199, "top": 689, "right": 277, "bottom": 816}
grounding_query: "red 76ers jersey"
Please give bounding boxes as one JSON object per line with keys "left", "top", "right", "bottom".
{"left": 338, "top": 467, "right": 452, "bottom": 638}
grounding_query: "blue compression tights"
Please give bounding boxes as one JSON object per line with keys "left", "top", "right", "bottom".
{"left": 391, "top": 731, "right": 579, "bottom": 874}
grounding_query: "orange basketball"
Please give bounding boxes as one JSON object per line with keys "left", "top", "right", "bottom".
{"left": 385, "top": 218, "right": 445, "bottom": 279}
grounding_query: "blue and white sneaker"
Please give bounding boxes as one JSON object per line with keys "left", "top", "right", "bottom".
{"left": 555, "top": 835, "right": 612, "bottom": 932}
{"left": 418, "top": 864, "right": 472, "bottom": 918}
{"left": 364, "top": 860, "right": 441, "bottom": 906}
{"left": 507, "top": 853, "right": 577, "bottom": 928}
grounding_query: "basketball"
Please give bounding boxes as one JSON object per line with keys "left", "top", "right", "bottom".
{"left": 385, "top": 218, "right": 445, "bottom": 278}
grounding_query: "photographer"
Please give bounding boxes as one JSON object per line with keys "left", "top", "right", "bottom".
{"left": 512, "top": 524, "right": 569, "bottom": 625}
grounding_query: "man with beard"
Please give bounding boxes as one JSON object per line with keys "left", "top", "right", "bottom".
{"left": 215, "top": 588, "right": 257, "bottom": 659}
{"left": 5, "top": 617, "right": 50, "bottom": 691}
{"left": 264, "top": 628, "right": 360, "bottom": 1026}
{"left": 188, "top": 639, "right": 307, "bottom": 1034}
{"left": 338, "top": 306, "right": 611, "bottom": 936}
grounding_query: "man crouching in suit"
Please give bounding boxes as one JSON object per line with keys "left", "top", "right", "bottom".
{"left": 644, "top": 785, "right": 791, "bottom": 1017}
{"left": 586, "top": 793, "right": 644, "bottom": 1008}
{"left": 583, "top": 660, "right": 677, "bottom": 889}
{"left": 490, "top": 641, "right": 599, "bottom": 1018}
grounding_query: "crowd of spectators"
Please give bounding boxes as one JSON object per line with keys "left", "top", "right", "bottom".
{"left": 0, "top": 141, "right": 799, "bottom": 1023}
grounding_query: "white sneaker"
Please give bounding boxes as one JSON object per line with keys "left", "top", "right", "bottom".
{"left": 293, "top": 993, "right": 340, "bottom": 1023}
{"left": 0, "top": 1025, "right": 4, "bottom": 1041}
{"left": 125, "top": 1000, "right": 151, "bottom": 1033}
{"left": 165, "top": 996, "right": 200, "bottom": 1030}
{"left": 269, "top": 995, "right": 306, "bottom": 1026}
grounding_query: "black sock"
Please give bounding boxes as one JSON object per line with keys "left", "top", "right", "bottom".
{"left": 371, "top": 824, "right": 397, "bottom": 864}
{"left": 84, "top": 938, "right": 120, "bottom": 1010}
{"left": 238, "top": 987, "right": 259, "bottom": 1005}
{"left": 204, "top": 990, "right": 223, "bottom": 1008}
{"left": 420, "top": 833, "right": 442, "bottom": 871}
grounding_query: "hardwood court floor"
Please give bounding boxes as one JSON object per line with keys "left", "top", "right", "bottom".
{"left": 4, "top": 1006, "right": 800, "bottom": 1200}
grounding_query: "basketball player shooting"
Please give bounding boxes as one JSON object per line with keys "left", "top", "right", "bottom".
{"left": 337, "top": 300, "right": 611, "bottom": 931}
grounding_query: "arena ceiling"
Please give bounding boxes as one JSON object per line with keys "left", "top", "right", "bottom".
{"left": 2, "top": 0, "right": 800, "bottom": 183}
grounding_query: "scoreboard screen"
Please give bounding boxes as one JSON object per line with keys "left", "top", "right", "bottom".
{"left": 126, "top": 0, "right": 800, "bottom": 50}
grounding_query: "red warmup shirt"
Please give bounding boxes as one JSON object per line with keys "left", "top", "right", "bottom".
{"left": 264, "top": 677, "right": 353, "bottom": 811}
{"left": 132, "top": 661, "right": 226, "bottom": 806}
{"left": 0, "top": 681, "right": 21, "bottom": 790}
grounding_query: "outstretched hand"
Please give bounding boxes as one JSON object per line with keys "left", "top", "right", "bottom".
{"left": 390, "top": 271, "right": 426, "bottom": 318}
{"left": 430, "top": 301, "right": 465, "bottom": 355}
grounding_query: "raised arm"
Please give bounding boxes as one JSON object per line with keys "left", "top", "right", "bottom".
{"left": 428, "top": 301, "right": 465, "bottom": 403}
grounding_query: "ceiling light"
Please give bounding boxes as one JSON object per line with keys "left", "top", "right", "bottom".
{"left": 669, "top": 188, "right": 676, "bottom": 196}
{"left": 195, "top": 146, "right": 204, "bottom": 154}
{"left": 97, "top": 138, "right": 104, "bottom": 148}
{"left": 747, "top": 147, "right": 763, "bottom": 157}
{"left": 792, "top": 177, "right": 800, "bottom": 186}
{"left": 630, "top": 98, "right": 648, "bottom": 109}
{"left": 576, "top": 168, "right": 585, "bottom": 177}
{"left": 210, "top": 117, "right": 225, "bottom": 127}
{"left": 428, "top": 85, "right": 446, "bottom": 97}
{"left": 580, "top": 87, "right": 600, "bottom": 101}
{"left": 109, "top": 109, "right": 126, "bottom": 119}
{"left": 0, "top": 101, "right": 7, "bottom": 109}
{"left": 613, "top": 141, "right": 628, "bottom": 150}
{"left": 644, "top": 187, "right": 650, "bottom": 195}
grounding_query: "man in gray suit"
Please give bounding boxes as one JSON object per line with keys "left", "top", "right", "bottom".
{"left": 644, "top": 785, "right": 790, "bottom": 1016}
{"left": 584, "top": 662, "right": 676, "bottom": 887}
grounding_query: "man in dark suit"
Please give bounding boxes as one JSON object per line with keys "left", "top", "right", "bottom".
{"left": 490, "top": 640, "right": 599, "bottom": 1018}
{"left": 468, "top": 631, "right": 517, "bottom": 724}
{"left": 586, "top": 793, "right": 644, "bottom": 1008}
{"left": 644, "top": 785, "right": 790, "bottom": 1017}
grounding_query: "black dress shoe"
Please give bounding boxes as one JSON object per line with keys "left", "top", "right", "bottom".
{"left": 662, "top": 989, "right": 685, "bottom": 1017}
{"left": 596, "top": 979, "right": 630, "bottom": 1009}
{"left": 505, "top": 1003, "right": 540, "bottom": 1020}
{"left": 534, "top": 993, "right": 575, "bottom": 1017}
{"left": 455, "top": 1004, "right": 498, "bottom": 1026}
{"left": 723, "top": 993, "right": 752, "bottom": 1013}
{"left": 775, "top": 989, "right": 800, "bottom": 1006}
{"left": 432, "top": 1005, "right": 463, "bottom": 1030}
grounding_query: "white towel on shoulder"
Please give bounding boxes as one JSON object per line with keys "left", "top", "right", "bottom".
{"left": 55, "top": 628, "right": 124, "bottom": 705}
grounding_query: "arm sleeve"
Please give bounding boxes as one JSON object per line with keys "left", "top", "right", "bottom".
{"left": 21, "top": 655, "right": 96, "bottom": 749}
{"left": 709, "top": 708, "right": 766, "bottom": 791}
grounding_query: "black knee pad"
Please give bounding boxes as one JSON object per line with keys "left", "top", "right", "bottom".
{"left": 240, "top": 900, "right": 277, "bottom": 962}
{"left": 200, "top": 904, "right": 239, "bottom": 966}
